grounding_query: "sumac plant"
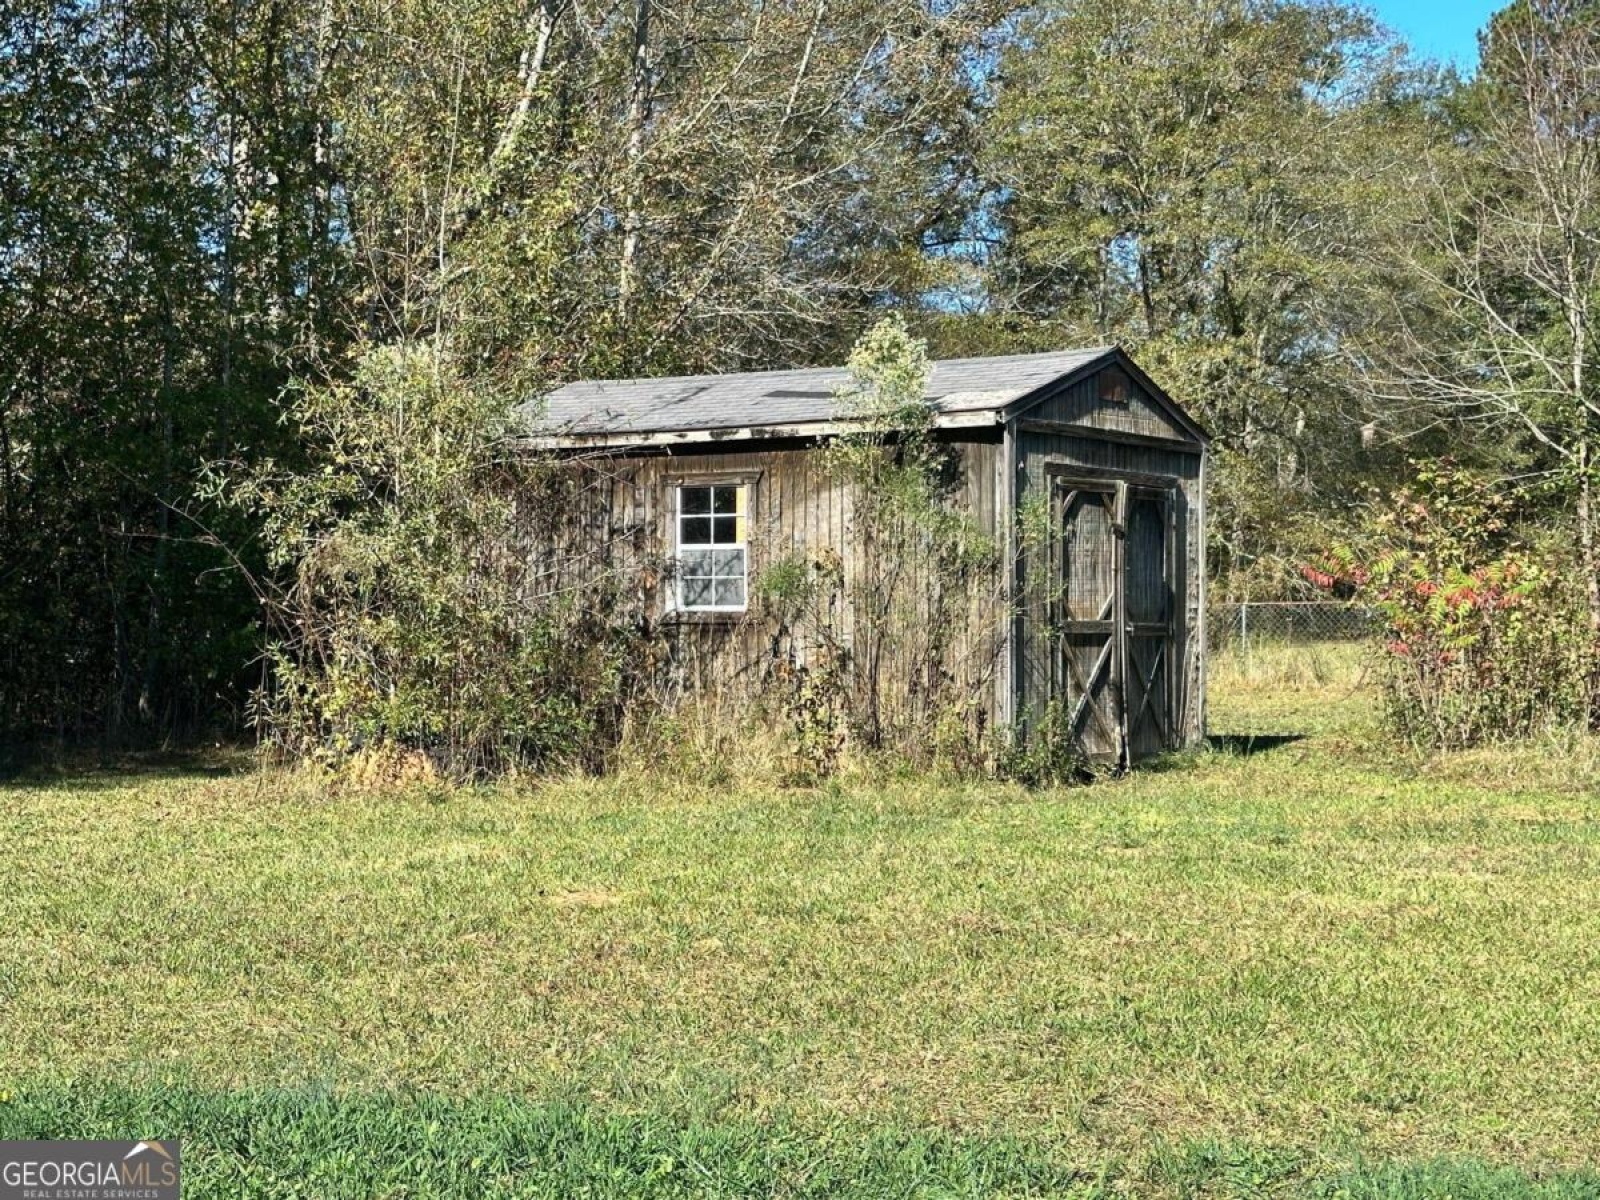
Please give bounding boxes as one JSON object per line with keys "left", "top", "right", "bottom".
{"left": 1306, "top": 463, "right": 1593, "bottom": 749}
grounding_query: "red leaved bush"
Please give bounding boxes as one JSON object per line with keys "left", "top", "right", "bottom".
{"left": 1305, "top": 463, "right": 1592, "bottom": 749}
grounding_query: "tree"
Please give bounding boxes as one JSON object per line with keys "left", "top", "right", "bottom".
{"left": 0, "top": 0, "right": 338, "bottom": 746}
{"left": 215, "top": 341, "right": 652, "bottom": 777}
{"left": 330, "top": 0, "right": 1012, "bottom": 386}
{"left": 0, "top": 0, "right": 1011, "bottom": 748}
{"left": 1361, "top": 0, "right": 1600, "bottom": 674}
{"left": 977, "top": 0, "right": 1430, "bottom": 594}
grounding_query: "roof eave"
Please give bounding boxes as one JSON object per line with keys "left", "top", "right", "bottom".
{"left": 524, "top": 407, "right": 1005, "bottom": 452}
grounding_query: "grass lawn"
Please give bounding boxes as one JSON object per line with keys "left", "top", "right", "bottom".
{"left": 4, "top": 643, "right": 1600, "bottom": 1196}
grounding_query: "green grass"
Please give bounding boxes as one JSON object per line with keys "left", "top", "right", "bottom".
{"left": 4, "top": 647, "right": 1600, "bottom": 1196}
{"left": 3, "top": 1082, "right": 1598, "bottom": 1199}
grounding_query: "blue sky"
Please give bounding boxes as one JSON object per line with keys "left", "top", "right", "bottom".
{"left": 1368, "top": 0, "right": 1502, "bottom": 70}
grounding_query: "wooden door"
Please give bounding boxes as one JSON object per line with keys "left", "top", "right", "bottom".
{"left": 1050, "top": 477, "right": 1176, "bottom": 765}
{"left": 1122, "top": 487, "right": 1175, "bottom": 762}
{"left": 1051, "top": 480, "right": 1123, "bottom": 760}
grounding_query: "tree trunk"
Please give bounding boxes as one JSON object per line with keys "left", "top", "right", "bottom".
{"left": 494, "top": 0, "right": 558, "bottom": 166}
{"left": 617, "top": 0, "right": 652, "bottom": 320}
{"left": 1578, "top": 438, "right": 1600, "bottom": 725}
{"left": 139, "top": 0, "right": 180, "bottom": 732}
{"left": 307, "top": 0, "right": 338, "bottom": 344}
{"left": 1136, "top": 242, "right": 1157, "bottom": 337}
{"left": 0, "top": 405, "right": 14, "bottom": 537}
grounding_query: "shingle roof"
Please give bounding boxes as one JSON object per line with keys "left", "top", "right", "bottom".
{"left": 521, "top": 347, "right": 1116, "bottom": 442}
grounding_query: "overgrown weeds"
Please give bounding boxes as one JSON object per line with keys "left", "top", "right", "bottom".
{"left": 211, "top": 344, "right": 658, "bottom": 781}
{"left": 1208, "top": 639, "right": 1367, "bottom": 694}
{"left": 760, "top": 318, "right": 1009, "bottom": 778}
{"left": 218, "top": 322, "right": 1025, "bottom": 786}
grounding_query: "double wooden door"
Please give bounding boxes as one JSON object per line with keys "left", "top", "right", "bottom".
{"left": 1049, "top": 475, "right": 1176, "bottom": 765}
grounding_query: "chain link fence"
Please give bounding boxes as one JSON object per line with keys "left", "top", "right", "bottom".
{"left": 1208, "top": 600, "right": 1374, "bottom": 650}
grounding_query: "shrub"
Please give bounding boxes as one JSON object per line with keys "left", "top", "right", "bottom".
{"left": 213, "top": 343, "right": 655, "bottom": 779}
{"left": 997, "top": 699, "right": 1090, "bottom": 787}
{"left": 1307, "top": 463, "right": 1594, "bottom": 750}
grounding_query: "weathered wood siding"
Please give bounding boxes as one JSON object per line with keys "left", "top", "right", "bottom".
{"left": 1024, "top": 370, "right": 1194, "bottom": 443}
{"left": 530, "top": 435, "right": 1008, "bottom": 721}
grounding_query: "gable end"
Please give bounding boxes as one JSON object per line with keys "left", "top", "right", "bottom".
{"left": 1003, "top": 349, "right": 1209, "bottom": 450}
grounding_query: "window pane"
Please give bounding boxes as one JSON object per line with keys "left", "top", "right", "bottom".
{"left": 1099, "top": 368, "right": 1130, "bottom": 405}
{"left": 677, "top": 485, "right": 747, "bottom": 609}
{"left": 681, "top": 575, "right": 714, "bottom": 607}
{"left": 681, "top": 548, "right": 716, "bottom": 576}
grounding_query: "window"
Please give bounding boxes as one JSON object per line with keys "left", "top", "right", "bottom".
{"left": 1099, "top": 367, "right": 1131, "bottom": 405}
{"left": 675, "top": 483, "right": 747, "bottom": 611}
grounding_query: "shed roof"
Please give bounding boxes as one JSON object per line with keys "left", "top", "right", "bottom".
{"left": 522, "top": 347, "right": 1122, "bottom": 446}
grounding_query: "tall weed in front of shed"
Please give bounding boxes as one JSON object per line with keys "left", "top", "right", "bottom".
{"left": 209, "top": 345, "right": 656, "bottom": 779}
{"left": 761, "top": 317, "right": 1009, "bottom": 777}
{"left": 1307, "top": 462, "right": 1594, "bottom": 750}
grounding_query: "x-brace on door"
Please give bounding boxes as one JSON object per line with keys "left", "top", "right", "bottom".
{"left": 1049, "top": 476, "right": 1176, "bottom": 766}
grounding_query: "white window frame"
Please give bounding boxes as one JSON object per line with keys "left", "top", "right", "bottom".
{"left": 673, "top": 481, "right": 749, "bottom": 613}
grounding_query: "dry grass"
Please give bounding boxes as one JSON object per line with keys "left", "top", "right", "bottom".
{"left": 1207, "top": 637, "right": 1370, "bottom": 695}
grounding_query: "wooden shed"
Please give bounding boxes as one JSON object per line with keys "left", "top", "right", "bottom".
{"left": 525, "top": 347, "right": 1208, "bottom": 766}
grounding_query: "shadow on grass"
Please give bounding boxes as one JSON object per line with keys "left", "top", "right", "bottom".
{"left": 0, "top": 745, "right": 252, "bottom": 788}
{"left": 1206, "top": 731, "right": 1307, "bottom": 757}
{"left": 1136, "top": 731, "right": 1308, "bottom": 775}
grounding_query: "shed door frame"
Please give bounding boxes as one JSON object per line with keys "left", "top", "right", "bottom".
{"left": 1044, "top": 465, "right": 1179, "bottom": 765}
